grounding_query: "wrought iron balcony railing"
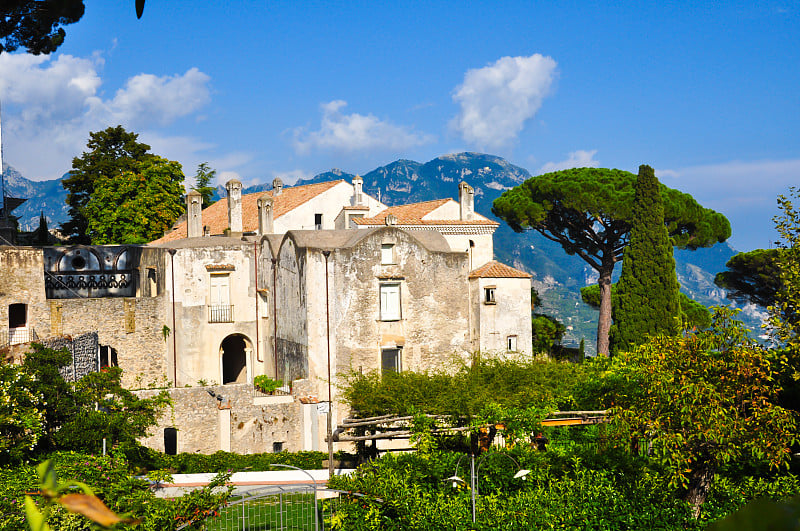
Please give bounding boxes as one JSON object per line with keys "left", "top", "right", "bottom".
{"left": 0, "top": 327, "right": 39, "bottom": 348}
{"left": 208, "top": 305, "right": 234, "bottom": 323}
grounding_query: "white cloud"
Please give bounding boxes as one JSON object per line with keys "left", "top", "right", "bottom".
{"left": 657, "top": 158, "right": 800, "bottom": 251}
{"left": 450, "top": 54, "right": 558, "bottom": 149}
{"left": 0, "top": 52, "right": 211, "bottom": 180}
{"left": 538, "top": 150, "right": 599, "bottom": 174}
{"left": 293, "top": 100, "right": 433, "bottom": 154}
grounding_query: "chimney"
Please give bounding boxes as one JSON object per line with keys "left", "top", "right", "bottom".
{"left": 225, "top": 179, "right": 243, "bottom": 235}
{"left": 459, "top": 181, "right": 474, "bottom": 221}
{"left": 257, "top": 194, "right": 274, "bottom": 234}
{"left": 352, "top": 174, "right": 364, "bottom": 206}
{"left": 186, "top": 190, "right": 202, "bottom": 238}
{"left": 272, "top": 177, "right": 283, "bottom": 196}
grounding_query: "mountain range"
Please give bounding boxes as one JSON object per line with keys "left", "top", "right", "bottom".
{"left": 1, "top": 154, "right": 763, "bottom": 352}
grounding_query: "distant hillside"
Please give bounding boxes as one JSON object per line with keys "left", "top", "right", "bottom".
{"left": 6, "top": 154, "right": 763, "bottom": 351}
{"left": 1, "top": 164, "right": 70, "bottom": 231}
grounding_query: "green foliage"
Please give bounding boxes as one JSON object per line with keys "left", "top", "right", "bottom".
{"left": 62, "top": 125, "right": 154, "bottom": 242}
{"left": 770, "top": 187, "right": 800, "bottom": 345}
{"left": 32, "top": 212, "right": 50, "bottom": 245}
{"left": 582, "top": 283, "right": 711, "bottom": 332}
{"left": 192, "top": 162, "right": 217, "bottom": 208}
{"left": 0, "top": 0, "right": 85, "bottom": 55}
{"left": 606, "top": 307, "right": 797, "bottom": 515}
{"left": 715, "top": 248, "right": 782, "bottom": 308}
{"left": 492, "top": 166, "right": 730, "bottom": 355}
{"left": 531, "top": 313, "right": 565, "bottom": 353}
{"left": 613, "top": 165, "right": 681, "bottom": 353}
{"left": 0, "top": 362, "right": 46, "bottom": 463}
{"left": 342, "top": 358, "right": 592, "bottom": 420}
{"left": 6, "top": 343, "right": 170, "bottom": 461}
{"left": 253, "top": 375, "right": 283, "bottom": 394}
{"left": 84, "top": 155, "right": 185, "bottom": 244}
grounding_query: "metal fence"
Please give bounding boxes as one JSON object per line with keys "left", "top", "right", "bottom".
{"left": 177, "top": 486, "right": 369, "bottom": 531}
{"left": 208, "top": 305, "right": 234, "bottom": 323}
{"left": 0, "top": 326, "right": 38, "bottom": 348}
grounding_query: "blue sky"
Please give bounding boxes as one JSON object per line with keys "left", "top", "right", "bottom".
{"left": 0, "top": 1, "right": 798, "bottom": 251}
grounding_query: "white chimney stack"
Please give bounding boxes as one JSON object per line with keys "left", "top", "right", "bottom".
{"left": 257, "top": 194, "right": 274, "bottom": 235}
{"left": 226, "top": 179, "right": 243, "bottom": 235}
{"left": 186, "top": 190, "right": 202, "bottom": 238}
{"left": 272, "top": 177, "right": 283, "bottom": 196}
{"left": 459, "top": 181, "right": 474, "bottom": 221}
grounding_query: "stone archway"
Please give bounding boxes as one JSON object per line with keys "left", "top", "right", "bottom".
{"left": 220, "top": 334, "right": 252, "bottom": 384}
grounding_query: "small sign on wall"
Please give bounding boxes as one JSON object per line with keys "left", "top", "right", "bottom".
{"left": 317, "top": 402, "right": 330, "bottom": 414}
{"left": 124, "top": 299, "right": 135, "bottom": 333}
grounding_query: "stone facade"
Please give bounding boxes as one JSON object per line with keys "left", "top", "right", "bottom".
{"left": 0, "top": 176, "right": 532, "bottom": 456}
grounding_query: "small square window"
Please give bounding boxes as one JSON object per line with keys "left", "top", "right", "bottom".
{"left": 484, "top": 287, "right": 496, "bottom": 305}
{"left": 381, "top": 244, "right": 395, "bottom": 265}
{"left": 507, "top": 335, "right": 518, "bottom": 351}
{"left": 380, "top": 283, "right": 401, "bottom": 321}
{"left": 272, "top": 441, "right": 284, "bottom": 453}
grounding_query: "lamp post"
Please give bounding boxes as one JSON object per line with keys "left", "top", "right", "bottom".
{"left": 446, "top": 452, "right": 530, "bottom": 524}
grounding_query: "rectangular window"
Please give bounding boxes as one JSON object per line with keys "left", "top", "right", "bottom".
{"left": 379, "top": 283, "right": 401, "bottom": 321}
{"left": 381, "top": 244, "right": 395, "bottom": 265}
{"left": 147, "top": 268, "right": 157, "bottom": 296}
{"left": 484, "top": 287, "right": 496, "bottom": 304}
{"left": 314, "top": 213, "right": 323, "bottom": 230}
{"left": 209, "top": 274, "right": 233, "bottom": 323}
{"left": 507, "top": 335, "right": 518, "bottom": 352}
{"left": 382, "top": 348, "right": 402, "bottom": 373}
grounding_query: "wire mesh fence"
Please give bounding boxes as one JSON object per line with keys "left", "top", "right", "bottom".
{"left": 177, "top": 486, "right": 362, "bottom": 531}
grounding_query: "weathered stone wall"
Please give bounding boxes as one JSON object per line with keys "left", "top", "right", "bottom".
{"left": 275, "top": 238, "right": 308, "bottom": 382}
{"left": 42, "top": 332, "right": 100, "bottom": 381}
{"left": 136, "top": 383, "right": 309, "bottom": 455}
{"left": 56, "top": 297, "right": 167, "bottom": 388}
{"left": 0, "top": 247, "right": 49, "bottom": 335}
{"left": 328, "top": 228, "right": 472, "bottom": 379}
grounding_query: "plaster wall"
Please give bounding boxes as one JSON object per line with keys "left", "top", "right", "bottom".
{"left": 274, "top": 182, "right": 385, "bottom": 233}
{"left": 275, "top": 238, "right": 308, "bottom": 382}
{"left": 441, "top": 233, "right": 494, "bottom": 270}
{"left": 330, "top": 228, "right": 472, "bottom": 380}
{"left": 471, "top": 276, "right": 533, "bottom": 356}
{"left": 166, "top": 243, "right": 262, "bottom": 386}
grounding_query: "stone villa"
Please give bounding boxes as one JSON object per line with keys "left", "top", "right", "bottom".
{"left": 0, "top": 176, "right": 532, "bottom": 455}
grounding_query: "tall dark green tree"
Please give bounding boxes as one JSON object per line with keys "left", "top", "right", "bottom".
{"left": 32, "top": 211, "right": 49, "bottom": 245}
{"left": 61, "top": 126, "right": 153, "bottom": 243}
{"left": 493, "top": 167, "right": 730, "bottom": 355}
{"left": 192, "top": 162, "right": 217, "bottom": 208}
{"left": 612, "top": 165, "right": 681, "bottom": 353}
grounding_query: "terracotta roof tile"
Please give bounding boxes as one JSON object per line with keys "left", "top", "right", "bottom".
{"left": 352, "top": 199, "right": 499, "bottom": 227}
{"left": 469, "top": 260, "right": 531, "bottom": 279}
{"left": 151, "top": 180, "right": 344, "bottom": 244}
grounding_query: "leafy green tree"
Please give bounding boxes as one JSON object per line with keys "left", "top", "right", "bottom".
{"left": 0, "top": 1, "right": 85, "bottom": 55}
{"left": 83, "top": 156, "right": 185, "bottom": 244}
{"left": 769, "top": 186, "right": 800, "bottom": 344}
{"left": 608, "top": 307, "right": 797, "bottom": 518}
{"left": 714, "top": 248, "right": 782, "bottom": 308}
{"left": 581, "top": 283, "right": 711, "bottom": 332}
{"left": 0, "top": 363, "right": 46, "bottom": 463}
{"left": 493, "top": 167, "right": 730, "bottom": 355}
{"left": 192, "top": 162, "right": 217, "bottom": 208}
{"left": 612, "top": 165, "right": 681, "bottom": 353}
{"left": 62, "top": 126, "right": 153, "bottom": 243}
{"left": 531, "top": 314, "right": 566, "bottom": 354}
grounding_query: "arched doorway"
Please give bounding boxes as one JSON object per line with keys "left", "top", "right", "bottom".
{"left": 220, "top": 334, "right": 252, "bottom": 384}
